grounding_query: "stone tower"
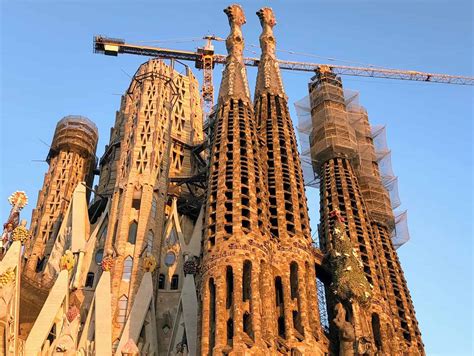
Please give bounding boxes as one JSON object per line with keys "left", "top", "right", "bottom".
{"left": 25, "top": 116, "right": 98, "bottom": 277}
{"left": 99, "top": 59, "right": 203, "bottom": 348}
{"left": 350, "top": 104, "right": 423, "bottom": 352}
{"left": 200, "top": 5, "right": 272, "bottom": 354}
{"left": 253, "top": 8, "right": 327, "bottom": 353}
{"left": 309, "top": 70, "right": 424, "bottom": 354}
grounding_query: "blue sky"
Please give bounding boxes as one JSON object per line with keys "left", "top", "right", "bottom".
{"left": 1, "top": 0, "right": 472, "bottom": 354}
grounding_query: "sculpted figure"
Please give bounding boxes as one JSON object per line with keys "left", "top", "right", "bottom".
{"left": 52, "top": 306, "right": 80, "bottom": 355}
{"left": 333, "top": 302, "right": 355, "bottom": 356}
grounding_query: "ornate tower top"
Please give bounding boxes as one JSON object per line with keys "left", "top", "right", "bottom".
{"left": 254, "top": 7, "right": 285, "bottom": 98}
{"left": 47, "top": 115, "right": 98, "bottom": 162}
{"left": 217, "top": 4, "right": 251, "bottom": 103}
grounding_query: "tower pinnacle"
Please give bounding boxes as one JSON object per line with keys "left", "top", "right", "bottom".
{"left": 254, "top": 7, "right": 285, "bottom": 98}
{"left": 217, "top": 4, "right": 251, "bottom": 103}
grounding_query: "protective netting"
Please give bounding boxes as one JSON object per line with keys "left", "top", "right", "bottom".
{"left": 294, "top": 89, "right": 410, "bottom": 248}
{"left": 392, "top": 210, "right": 410, "bottom": 248}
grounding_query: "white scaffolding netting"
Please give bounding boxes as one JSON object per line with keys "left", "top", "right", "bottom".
{"left": 295, "top": 95, "right": 320, "bottom": 188}
{"left": 392, "top": 210, "right": 410, "bottom": 248}
{"left": 294, "top": 89, "right": 410, "bottom": 248}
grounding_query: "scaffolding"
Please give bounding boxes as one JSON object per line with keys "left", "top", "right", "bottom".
{"left": 295, "top": 89, "right": 410, "bottom": 248}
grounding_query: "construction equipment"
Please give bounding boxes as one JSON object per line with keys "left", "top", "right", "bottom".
{"left": 94, "top": 35, "right": 474, "bottom": 116}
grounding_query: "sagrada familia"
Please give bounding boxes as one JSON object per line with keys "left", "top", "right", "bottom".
{"left": 0, "top": 5, "right": 424, "bottom": 356}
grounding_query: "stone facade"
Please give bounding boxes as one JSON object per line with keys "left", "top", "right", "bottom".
{"left": 1, "top": 4, "right": 425, "bottom": 356}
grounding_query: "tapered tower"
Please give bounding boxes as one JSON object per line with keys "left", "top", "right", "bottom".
{"left": 309, "top": 70, "right": 424, "bottom": 354}
{"left": 253, "top": 8, "right": 327, "bottom": 353}
{"left": 100, "top": 59, "right": 203, "bottom": 348}
{"left": 200, "top": 5, "right": 271, "bottom": 354}
{"left": 25, "top": 116, "right": 98, "bottom": 277}
{"left": 351, "top": 107, "right": 423, "bottom": 353}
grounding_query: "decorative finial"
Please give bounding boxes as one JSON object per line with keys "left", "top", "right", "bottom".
{"left": 60, "top": 250, "right": 75, "bottom": 272}
{"left": 256, "top": 7, "right": 277, "bottom": 57}
{"left": 143, "top": 254, "right": 157, "bottom": 272}
{"left": 122, "top": 339, "right": 139, "bottom": 355}
{"left": 218, "top": 4, "right": 251, "bottom": 103}
{"left": 12, "top": 220, "right": 30, "bottom": 245}
{"left": 101, "top": 255, "right": 114, "bottom": 272}
{"left": 8, "top": 191, "right": 28, "bottom": 210}
{"left": 254, "top": 7, "right": 285, "bottom": 98}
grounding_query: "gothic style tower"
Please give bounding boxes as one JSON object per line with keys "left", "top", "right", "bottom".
{"left": 200, "top": 5, "right": 271, "bottom": 354}
{"left": 351, "top": 107, "right": 423, "bottom": 352}
{"left": 25, "top": 116, "right": 98, "bottom": 277}
{"left": 100, "top": 59, "right": 203, "bottom": 346}
{"left": 309, "top": 71, "right": 424, "bottom": 354}
{"left": 253, "top": 8, "right": 327, "bottom": 353}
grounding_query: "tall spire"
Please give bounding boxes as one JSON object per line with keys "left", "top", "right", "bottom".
{"left": 254, "top": 7, "right": 285, "bottom": 99}
{"left": 217, "top": 4, "right": 251, "bottom": 104}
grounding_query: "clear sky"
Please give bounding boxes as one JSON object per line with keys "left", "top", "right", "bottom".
{"left": 1, "top": 0, "right": 472, "bottom": 354}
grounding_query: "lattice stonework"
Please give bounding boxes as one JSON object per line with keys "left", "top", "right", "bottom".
{"left": 26, "top": 116, "right": 98, "bottom": 277}
{"left": 99, "top": 59, "right": 202, "bottom": 341}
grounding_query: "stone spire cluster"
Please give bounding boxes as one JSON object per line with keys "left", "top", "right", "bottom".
{"left": 1, "top": 4, "right": 424, "bottom": 355}
{"left": 200, "top": 5, "right": 327, "bottom": 355}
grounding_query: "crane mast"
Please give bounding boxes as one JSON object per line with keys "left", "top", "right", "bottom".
{"left": 94, "top": 35, "right": 474, "bottom": 113}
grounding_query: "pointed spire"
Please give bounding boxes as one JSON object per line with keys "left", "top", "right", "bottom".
{"left": 255, "top": 7, "right": 285, "bottom": 98}
{"left": 217, "top": 4, "right": 251, "bottom": 104}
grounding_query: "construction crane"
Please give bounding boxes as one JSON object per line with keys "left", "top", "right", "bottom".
{"left": 94, "top": 35, "right": 474, "bottom": 116}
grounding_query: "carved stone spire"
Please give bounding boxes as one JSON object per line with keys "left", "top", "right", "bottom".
{"left": 217, "top": 4, "right": 251, "bottom": 104}
{"left": 254, "top": 7, "right": 285, "bottom": 98}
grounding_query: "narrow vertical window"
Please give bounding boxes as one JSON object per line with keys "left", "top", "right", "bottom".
{"left": 85, "top": 272, "right": 95, "bottom": 288}
{"left": 147, "top": 230, "right": 154, "bottom": 254}
{"left": 122, "top": 256, "right": 133, "bottom": 281}
{"left": 226, "top": 266, "right": 234, "bottom": 309}
{"left": 242, "top": 260, "right": 252, "bottom": 301}
{"left": 170, "top": 274, "right": 179, "bottom": 290}
{"left": 128, "top": 220, "right": 138, "bottom": 244}
{"left": 158, "top": 273, "right": 165, "bottom": 289}
{"left": 290, "top": 262, "right": 299, "bottom": 299}
{"left": 117, "top": 295, "right": 128, "bottom": 325}
{"left": 209, "top": 278, "right": 216, "bottom": 353}
{"left": 151, "top": 194, "right": 158, "bottom": 218}
{"left": 372, "top": 313, "right": 383, "bottom": 350}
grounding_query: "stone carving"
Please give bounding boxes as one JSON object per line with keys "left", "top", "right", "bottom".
{"left": 183, "top": 257, "right": 198, "bottom": 275}
{"left": 333, "top": 302, "right": 355, "bottom": 356}
{"left": 1, "top": 191, "right": 27, "bottom": 253}
{"left": 0, "top": 268, "right": 16, "bottom": 320}
{"left": 224, "top": 4, "right": 246, "bottom": 58}
{"left": 52, "top": 306, "right": 80, "bottom": 355}
{"left": 101, "top": 255, "right": 114, "bottom": 272}
{"left": 143, "top": 254, "right": 157, "bottom": 272}
{"left": 255, "top": 7, "right": 285, "bottom": 97}
{"left": 59, "top": 250, "right": 75, "bottom": 272}
{"left": 328, "top": 209, "right": 372, "bottom": 306}
{"left": 121, "top": 339, "right": 139, "bottom": 355}
{"left": 218, "top": 4, "right": 251, "bottom": 102}
{"left": 12, "top": 220, "right": 30, "bottom": 245}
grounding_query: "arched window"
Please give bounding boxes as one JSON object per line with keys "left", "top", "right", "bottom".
{"left": 85, "top": 272, "right": 95, "bottom": 288}
{"left": 170, "top": 275, "right": 179, "bottom": 290}
{"left": 158, "top": 274, "right": 165, "bottom": 289}
{"left": 116, "top": 295, "right": 128, "bottom": 325}
{"left": 147, "top": 230, "right": 154, "bottom": 254}
{"left": 122, "top": 256, "right": 133, "bottom": 281}
{"left": 128, "top": 220, "right": 138, "bottom": 244}
{"left": 372, "top": 313, "right": 383, "bottom": 350}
